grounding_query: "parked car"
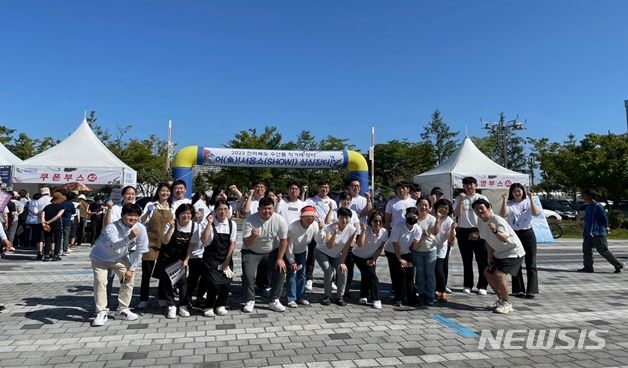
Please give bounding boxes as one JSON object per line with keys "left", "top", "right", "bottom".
{"left": 540, "top": 199, "right": 578, "bottom": 219}
{"left": 542, "top": 209, "right": 562, "bottom": 221}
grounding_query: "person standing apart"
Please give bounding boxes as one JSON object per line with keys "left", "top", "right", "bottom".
{"left": 578, "top": 189, "right": 623, "bottom": 273}
{"left": 453, "top": 177, "right": 489, "bottom": 295}
{"left": 499, "top": 183, "right": 541, "bottom": 298}
{"left": 472, "top": 199, "right": 525, "bottom": 314}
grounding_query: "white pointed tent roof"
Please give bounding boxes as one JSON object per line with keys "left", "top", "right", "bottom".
{"left": 21, "top": 120, "right": 133, "bottom": 169}
{"left": 413, "top": 137, "right": 529, "bottom": 198}
{"left": 0, "top": 142, "right": 22, "bottom": 165}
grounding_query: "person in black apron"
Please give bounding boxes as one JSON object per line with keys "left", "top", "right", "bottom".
{"left": 153, "top": 204, "right": 196, "bottom": 319}
{"left": 200, "top": 200, "right": 237, "bottom": 317}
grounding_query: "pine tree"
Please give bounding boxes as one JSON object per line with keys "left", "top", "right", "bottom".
{"left": 420, "top": 110, "right": 459, "bottom": 165}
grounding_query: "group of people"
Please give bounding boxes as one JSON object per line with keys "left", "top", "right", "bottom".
{"left": 14, "top": 175, "right": 611, "bottom": 326}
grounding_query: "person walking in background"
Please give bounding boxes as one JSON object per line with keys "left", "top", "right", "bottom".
{"left": 453, "top": 176, "right": 489, "bottom": 295}
{"left": 500, "top": 183, "right": 541, "bottom": 298}
{"left": 578, "top": 189, "right": 624, "bottom": 274}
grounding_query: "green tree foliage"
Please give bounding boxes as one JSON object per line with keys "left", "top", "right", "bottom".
{"left": 480, "top": 113, "right": 527, "bottom": 171}
{"left": 0, "top": 126, "right": 16, "bottom": 145}
{"left": 373, "top": 139, "right": 435, "bottom": 196}
{"left": 420, "top": 110, "right": 459, "bottom": 165}
{"left": 11, "top": 133, "right": 37, "bottom": 159}
{"left": 540, "top": 133, "right": 628, "bottom": 202}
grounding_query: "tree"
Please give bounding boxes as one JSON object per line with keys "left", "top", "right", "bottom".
{"left": 481, "top": 113, "right": 527, "bottom": 171}
{"left": 10, "top": 133, "right": 37, "bottom": 159}
{"left": 420, "top": 110, "right": 459, "bottom": 165}
{"left": 373, "top": 139, "right": 435, "bottom": 196}
{"left": 0, "top": 126, "right": 15, "bottom": 145}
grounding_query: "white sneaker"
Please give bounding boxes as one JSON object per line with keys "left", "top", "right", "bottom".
{"left": 305, "top": 280, "right": 313, "bottom": 291}
{"left": 297, "top": 299, "right": 310, "bottom": 305}
{"left": 243, "top": 300, "right": 255, "bottom": 313}
{"left": 287, "top": 301, "right": 298, "bottom": 308}
{"left": 462, "top": 288, "right": 472, "bottom": 294}
{"left": 372, "top": 300, "right": 382, "bottom": 310}
{"left": 137, "top": 301, "right": 148, "bottom": 309}
{"left": 116, "top": 308, "right": 138, "bottom": 321}
{"left": 203, "top": 308, "right": 215, "bottom": 317}
{"left": 215, "top": 306, "right": 228, "bottom": 316}
{"left": 331, "top": 282, "right": 338, "bottom": 292}
{"left": 166, "top": 306, "right": 176, "bottom": 319}
{"left": 359, "top": 298, "right": 368, "bottom": 305}
{"left": 471, "top": 286, "right": 479, "bottom": 293}
{"left": 445, "top": 287, "right": 453, "bottom": 293}
{"left": 478, "top": 289, "right": 488, "bottom": 296}
{"left": 178, "top": 306, "right": 190, "bottom": 317}
{"left": 92, "top": 311, "right": 108, "bottom": 327}
{"left": 269, "top": 299, "right": 286, "bottom": 313}
{"left": 494, "top": 300, "right": 513, "bottom": 314}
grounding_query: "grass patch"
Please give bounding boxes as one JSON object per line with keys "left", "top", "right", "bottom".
{"left": 558, "top": 220, "right": 628, "bottom": 239}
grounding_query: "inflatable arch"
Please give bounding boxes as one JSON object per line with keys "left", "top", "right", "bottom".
{"left": 172, "top": 146, "right": 369, "bottom": 197}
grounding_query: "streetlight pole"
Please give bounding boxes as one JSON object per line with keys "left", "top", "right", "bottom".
{"left": 481, "top": 115, "right": 526, "bottom": 169}
{"left": 624, "top": 100, "right": 628, "bottom": 134}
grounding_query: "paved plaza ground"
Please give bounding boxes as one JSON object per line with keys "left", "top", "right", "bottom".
{"left": 1, "top": 239, "right": 627, "bottom": 368}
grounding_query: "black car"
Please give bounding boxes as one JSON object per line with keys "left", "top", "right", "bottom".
{"left": 540, "top": 199, "right": 578, "bottom": 220}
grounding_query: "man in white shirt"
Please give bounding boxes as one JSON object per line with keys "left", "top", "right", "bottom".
{"left": 472, "top": 198, "right": 525, "bottom": 314}
{"left": 171, "top": 180, "right": 192, "bottom": 212}
{"left": 347, "top": 179, "right": 372, "bottom": 223}
{"left": 384, "top": 181, "right": 416, "bottom": 230}
{"left": 304, "top": 180, "right": 337, "bottom": 291}
{"left": 276, "top": 181, "right": 305, "bottom": 225}
{"left": 453, "top": 177, "right": 489, "bottom": 295}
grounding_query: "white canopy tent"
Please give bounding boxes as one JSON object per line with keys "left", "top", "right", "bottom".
{"left": 413, "top": 137, "right": 529, "bottom": 205}
{"left": 0, "top": 141, "right": 23, "bottom": 186}
{"left": 11, "top": 120, "right": 136, "bottom": 190}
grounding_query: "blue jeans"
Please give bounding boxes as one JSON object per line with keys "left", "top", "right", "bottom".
{"left": 286, "top": 251, "right": 307, "bottom": 302}
{"left": 412, "top": 250, "right": 437, "bottom": 301}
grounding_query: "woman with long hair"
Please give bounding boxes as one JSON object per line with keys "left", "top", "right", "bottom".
{"left": 499, "top": 183, "right": 541, "bottom": 298}
{"left": 137, "top": 183, "right": 173, "bottom": 309}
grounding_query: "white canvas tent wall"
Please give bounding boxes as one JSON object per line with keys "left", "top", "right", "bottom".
{"left": 413, "top": 137, "right": 529, "bottom": 204}
{"left": 0, "top": 141, "right": 23, "bottom": 186}
{"left": 11, "top": 120, "right": 137, "bottom": 189}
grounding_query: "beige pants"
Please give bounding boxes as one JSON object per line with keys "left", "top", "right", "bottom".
{"left": 92, "top": 259, "right": 135, "bottom": 313}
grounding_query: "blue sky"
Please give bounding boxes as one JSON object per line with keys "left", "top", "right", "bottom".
{"left": 1, "top": 0, "right": 627, "bottom": 153}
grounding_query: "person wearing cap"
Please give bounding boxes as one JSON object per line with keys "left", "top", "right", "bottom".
{"left": 578, "top": 189, "right": 624, "bottom": 273}
{"left": 90, "top": 203, "right": 148, "bottom": 327}
{"left": 453, "top": 176, "right": 489, "bottom": 295}
{"left": 285, "top": 205, "right": 325, "bottom": 308}
{"left": 40, "top": 192, "right": 67, "bottom": 261}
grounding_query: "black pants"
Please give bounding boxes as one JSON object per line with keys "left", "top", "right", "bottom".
{"left": 140, "top": 260, "right": 156, "bottom": 302}
{"left": 44, "top": 226, "right": 63, "bottom": 256}
{"left": 27, "top": 224, "right": 43, "bottom": 249}
{"left": 305, "top": 239, "right": 317, "bottom": 281}
{"left": 354, "top": 255, "right": 379, "bottom": 301}
{"left": 512, "top": 228, "right": 538, "bottom": 294}
{"left": 385, "top": 251, "right": 416, "bottom": 304}
{"left": 456, "top": 227, "right": 488, "bottom": 289}
{"left": 205, "top": 283, "right": 230, "bottom": 309}
{"left": 90, "top": 217, "right": 102, "bottom": 245}
{"left": 443, "top": 245, "right": 452, "bottom": 286}
{"left": 344, "top": 251, "right": 355, "bottom": 296}
{"left": 158, "top": 270, "right": 187, "bottom": 307}
{"left": 186, "top": 258, "right": 206, "bottom": 305}
{"left": 435, "top": 258, "right": 446, "bottom": 293}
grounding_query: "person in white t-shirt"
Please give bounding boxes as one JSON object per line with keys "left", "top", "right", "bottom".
{"left": 276, "top": 181, "right": 305, "bottom": 225}
{"left": 171, "top": 180, "right": 192, "bottom": 213}
{"left": 472, "top": 198, "right": 525, "bottom": 314}
{"left": 410, "top": 197, "right": 437, "bottom": 306}
{"left": 353, "top": 211, "right": 387, "bottom": 309}
{"left": 316, "top": 207, "right": 356, "bottom": 306}
{"left": 384, "top": 181, "right": 417, "bottom": 230}
{"left": 453, "top": 176, "right": 489, "bottom": 295}
{"left": 304, "top": 180, "right": 337, "bottom": 291}
{"left": 240, "top": 180, "right": 268, "bottom": 216}
{"left": 432, "top": 199, "right": 457, "bottom": 303}
{"left": 347, "top": 178, "right": 372, "bottom": 223}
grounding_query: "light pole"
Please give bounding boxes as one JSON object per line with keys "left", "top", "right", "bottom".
{"left": 624, "top": 100, "right": 628, "bottom": 133}
{"left": 481, "top": 115, "right": 526, "bottom": 169}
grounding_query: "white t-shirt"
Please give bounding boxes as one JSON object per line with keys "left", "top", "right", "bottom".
{"left": 453, "top": 193, "right": 488, "bottom": 228}
{"left": 435, "top": 216, "right": 455, "bottom": 259}
{"left": 385, "top": 197, "right": 417, "bottom": 227}
{"left": 306, "top": 195, "right": 337, "bottom": 222}
{"left": 327, "top": 208, "right": 360, "bottom": 233}
{"left": 477, "top": 215, "right": 525, "bottom": 259}
{"left": 317, "top": 223, "right": 356, "bottom": 258}
{"left": 353, "top": 226, "right": 387, "bottom": 259}
{"left": 506, "top": 199, "right": 534, "bottom": 231}
{"left": 384, "top": 222, "right": 422, "bottom": 255}
{"left": 276, "top": 198, "right": 305, "bottom": 225}
{"left": 171, "top": 197, "right": 192, "bottom": 213}
{"left": 286, "top": 220, "right": 324, "bottom": 263}
{"left": 349, "top": 195, "right": 368, "bottom": 223}
{"left": 415, "top": 214, "right": 437, "bottom": 252}
{"left": 241, "top": 213, "right": 288, "bottom": 254}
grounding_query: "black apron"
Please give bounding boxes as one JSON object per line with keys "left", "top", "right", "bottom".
{"left": 203, "top": 220, "right": 233, "bottom": 285}
{"left": 152, "top": 221, "right": 195, "bottom": 279}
